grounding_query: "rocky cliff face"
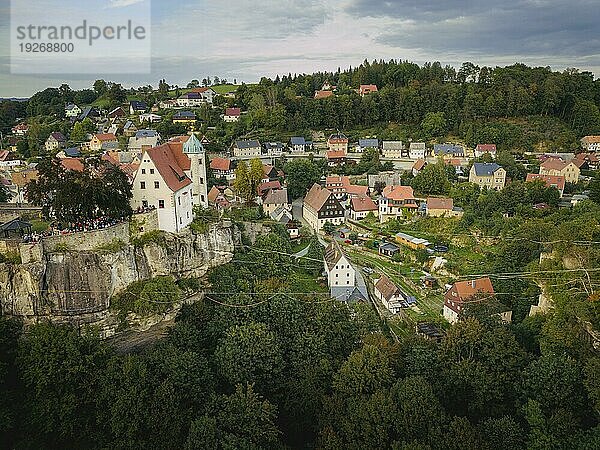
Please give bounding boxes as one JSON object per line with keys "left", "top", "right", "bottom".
{"left": 0, "top": 223, "right": 238, "bottom": 333}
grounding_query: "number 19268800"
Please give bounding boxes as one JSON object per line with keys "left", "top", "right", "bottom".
{"left": 19, "top": 42, "right": 75, "bottom": 53}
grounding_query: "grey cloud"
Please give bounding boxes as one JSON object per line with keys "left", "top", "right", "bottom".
{"left": 347, "top": 0, "right": 599, "bottom": 57}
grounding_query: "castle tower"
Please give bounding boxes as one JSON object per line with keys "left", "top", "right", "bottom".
{"left": 183, "top": 133, "right": 208, "bottom": 208}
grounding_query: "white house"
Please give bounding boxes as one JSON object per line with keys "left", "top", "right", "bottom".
{"left": 65, "top": 104, "right": 81, "bottom": 118}
{"left": 131, "top": 143, "right": 194, "bottom": 233}
{"left": 324, "top": 242, "right": 367, "bottom": 302}
{"left": 224, "top": 107, "right": 241, "bottom": 122}
{"left": 382, "top": 141, "right": 404, "bottom": 159}
{"left": 374, "top": 275, "right": 405, "bottom": 314}
{"left": 580, "top": 136, "right": 600, "bottom": 152}
{"left": 289, "top": 136, "right": 312, "bottom": 153}
{"left": 409, "top": 142, "right": 426, "bottom": 159}
{"left": 233, "top": 140, "right": 262, "bottom": 158}
{"left": 303, "top": 183, "right": 345, "bottom": 232}
{"left": 349, "top": 195, "right": 378, "bottom": 220}
{"left": 177, "top": 92, "right": 203, "bottom": 108}
{"left": 128, "top": 130, "right": 161, "bottom": 153}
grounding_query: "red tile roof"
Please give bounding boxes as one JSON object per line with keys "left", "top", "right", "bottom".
{"left": 325, "top": 175, "right": 350, "bottom": 187}
{"left": 540, "top": 158, "right": 570, "bottom": 171}
{"left": 314, "top": 90, "right": 334, "bottom": 99}
{"left": 450, "top": 277, "right": 494, "bottom": 300}
{"left": 412, "top": 159, "right": 426, "bottom": 171}
{"left": 382, "top": 185, "right": 415, "bottom": 201}
{"left": 359, "top": 84, "right": 378, "bottom": 95}
{"left": 351, "top": 195, "right": 377, "bottom": 212}
{"left": 476, "top": 144, "right": 497, "bottom": 152}
{"left": 326, "top": 150, "right": 347, "bottom": 159}
{"left": 210, "top": 157, "right": 231, "bottom": 171}
{"left": 258, "top": 180, "right": 281, "bottom": 195}
{"left": 61, "top": 157, "right": 84, "bottom": 172}
{"left": 427, "top": 197, "right": 454, "bottom": 210}
{"left": 526, "top": 173, "right": 565, "bottom": 191}
{"left": 304, "top": 183, "right": 332, "bottom": 211}
{"left": 95, "top": 133, "right": 117, "bottom": 142}
{"left": 146, "top": 144, "right": 192, "bottom": 192}
{"left": 375, "top": 274, "right": 401, "bottom": 301}
{"left": 225, "top": 107, "right": 241, "bottom": 116}
{"left": 345, "top": 184, "right": 369, "bottom": 197}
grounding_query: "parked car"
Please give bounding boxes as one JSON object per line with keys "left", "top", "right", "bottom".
{"left": 433, "top": 244, "right": 449, "bottom": 253}
{"left": 362, "top": 267, "right": 374, "bottom": 274}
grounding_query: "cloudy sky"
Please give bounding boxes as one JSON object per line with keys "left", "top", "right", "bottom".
{"left": 0, "top": 0, "right": 598, "bottom": 97}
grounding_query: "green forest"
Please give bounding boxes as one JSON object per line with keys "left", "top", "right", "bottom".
{"left": 1, "top": 217, "right": 599, "bottom": 449}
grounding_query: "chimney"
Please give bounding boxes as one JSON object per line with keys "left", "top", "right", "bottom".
{"left": 471, "top": 280, "right": 476, "bottom": 288}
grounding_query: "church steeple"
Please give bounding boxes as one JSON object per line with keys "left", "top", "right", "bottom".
{"left": 183, "top": 133, "right": 208, "bottom": 208}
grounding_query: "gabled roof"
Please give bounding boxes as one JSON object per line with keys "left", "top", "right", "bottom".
{"left": 359, "top": 84, "right": 378, "bottom": 94}
{"left": 540, "top": 158, "right": 574, "bottom": 171}
{"left": 304, "top": 183, "right": 333, "bottom": 211}
{"left": 581, "top": 135, "right": 600, "bottom": 144}
{"left": 65, "top": 103, "right": 79, "bottom": 111}
{"left": 324, "top": 242, "right": 348, "bottom": 271}
{"left": 314, "top": 90, "right": 334, "bottom": 99}
{"left": 263, "top": 187, "right": 288, "bottom": 205}
{"left": 472, "top": 162, "right": 502, "bottom": 176}
{"left": 358, "top": 138, "right": 379, "bottom": 148}
{"left": 382, "top": 185, "right": 415, "bottom": 201}
{"left": 130, "top": 100, "right": 147, "bottom": 110}
{"left": 210, "top": 157, "right": 232, "bottom": 171}
{"left": 326, "top": 175, "right": 350, "bottom": 186}
{"left": 427, "top": 197, "right": 454, "bottom": 210}
{"left": 95, "top": 133, "right": 117, "bottom": 142}
{"left": 450, "top": 277, "right": 494, "bottom": 301}
{"left": 382, "top": 141, "right": 403, "bottom": 151}
{"left": 63, "top": 147, "right": 81, "bottom": 157}
{"left": 328, "top": 132, "right": 348, "bottom": 142}
{"left": 61, "top": 157, "right": 84, "bottom": 172}
{"left": 235, "top": 140, "right": 260, "bottom": 148}
{"left": 290, "top": 136, "right": 306, "bottom": 145}
{"left": 326, "top": 150, "right": 346, "bottom": 159}
{"left": 526, "top": 173, "right": 565, "bottom": 191}
{"left": 135, "top": 129, "right": 159, "bottom": 139}
{"left": 145, "top": 144, "right": 192, "bottom": 192}
{"left": 0, "top": 217, "right": 32, "bottom": 233}
{"left": 351, "top": 195, "right": 377, "bottom": 212}
{"left": 225, "top": 107, "right": 241, "bottom": 116}
{"left": 173, "top": 111, "right": 196, "bottom": 119}
{"left": 412, "top": 159, "right": 426, "bottom": 171}
{"left": 476, "top": 144, "right": 497, "bottom": 152}
{"left": 108, "top": 107, "right": 126, "bottom": 117}
{"left": 345, "top": 185, "right": 369, "bottom": 196}
{"left": 375, "top": 275, "right": 403, "bottom": 301}
{"left": 410, "top": 142, "right": 426, "bottom": 150}
{"left": 49, "top": 132, "right": 66, "bottom": 142}
{"left": 258, "top": 180, "right": 282, "bottom": 194}
{"left": 434, "top": 144, "right": 464, "bottom": 155}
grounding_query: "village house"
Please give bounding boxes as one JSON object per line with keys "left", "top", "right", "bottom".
{"left": 262, "top": 188, "right": 289, "bottom": 216}
{"left": 328, "top": 132, "right": 349, "bottom": 153}
{"left": 409, "top": 142, "right": 427, "bottom": 160}
{"left": 262, "top": 165, "right": 279, "bottom": 182}
{"left": 581, "top": 135, "right": 600, "bottom": 152}
{"left": 12, "top": 123, "right": 28, "bottom": 136}
{"left": 395, "top": 232, "right": 431, "bottom": 250}
{"left": 379, "top": 185, "right": 418, "bottom": 222}
{"left": 0, "top": 150, "right": 22, "bottom": 168}
{"left": 233, "top": 140, "right": 262, "bottom": 158}
{"left": 378, "top": 242, "right": 400, "bottom": 258}
{"left": 349, "top": 195, "right": 378, "bottom": 220}
{"left": 526, "top": 173, "right": 566, "bottom": 197}
{"left": 224, "top": 107, "right": 241, "bottom": 122}
{"left": 326, "top": 149, "right": 347, "bottom": 167}
{"left": 45, "top": 132, "right": 66, "bottom": 153}
{"left": 140, "top": 113, "right": 162, "bottom": 123}
{"left": 539, "top": 158, "right": 580, "bottom": 184}
{"left": 129, "top": 100, "right": 147, "bottom": 114}
{"left": 374, "top": 275, "right": 407, "bottom": 314}
{"left": 475, "top": 144, "right": 497, "bottom": 158}
{"left": 426, "top": 197, "right": 463, "bottom": 217}
{"left": 89, "top": 133, "right": 118, "bottom": 152}
{"left": 108, "top": 107, "right": 126, "bottom": 121}
{"left": 264, "top": 142, "right": 284, "bottom": 157}
{"left": 573, "top": 152, "right": 599, "bottom": 171}
{"left": 325, "top": 175, "right": 350, "bottom": 198}
{"left": 469, "top": 163, "right": 506, "bottom": 190}
{"left": 77, "top": 106, "right": 100, "bottom": 122}
{"left": 122, "top": 120, "right": 138, "bottom": 137}
{"left": 345, "top": 184, "right": 369, "bottom": 199}
{"left": 159, "top": 99, "right": 178, "bottom": 110}
{"left": 128, "top": 129, "right": 161, "bottom": 153}
{"left": 355, "top": 138, "right": 379, "bottom": 152}
{"left": 172, "top": 111, "right": 197, "bottom": 125}
{"left": 382, "top": 141, "right": 404, "bottom": 159}
{"left": 368, "top": 171, "right": 402, "bottom": 189}
{"left": 258, "top": 180, "right": 282, "bottom": 198}
{"left": 56, "top": 147, "right": 81, "bottom": 159}
{"left": 324, "top": 242, "right": 367, "bottom": 302}
{"left": 190, "top": 87, "right": 216, "bottom": 103}
{"left": 210, "top": 157, "right": 236, "bottom": 182}
{"left": 359, "top": 84, "right": 378, "bottom": 96}
{"left": 177, "top": 92, "right": 203, "bottom": 108}
{"left": 443, "top": 277, "right": 511, "bottom": 324}
{"left": 434, "top": 144, "right": 464, "bottom": 158}
{"left": 314, "top": 90, "right": 334, "bottom": 99}
{"left": 303, "top": 183, "right": 345, "bottom": 232}
{"left": 289, "top": 136, "right": 312, "bottom": 153}
{"left": 412, "top": 159, "right": 427, "bottom": 176}
{"left": 270, "top": 206, "right": 300, "bottom": 239}
{"left": 65, "top": 103, "right": 82, "bottom": 118}
{"left": 208, "top": 185, "right": 234, "bottom": 210}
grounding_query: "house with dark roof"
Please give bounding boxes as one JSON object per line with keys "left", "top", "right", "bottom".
{"left": 289, "top": 136, "right": 313, "bottom": 153}
{"left": 177, "top": 92, "right": 203, "bottom": 108}
{"left": 303, "top": 183, "right": 345, "bottom": 231}
{"left": 45, "top": 132, "right": 66, "bottom": 153}
{"left": 356, "top": 138, "right": 380, "bottom": 152}
{"left": 469, "top": 163, "right": 506, "bottom": 190}
{"left": 378, "top": 242, "right": 400, "bottom": 258}
{"left": 65, "top": 103, "right": 82, "bottom": 118}
{"left": 108, "top": 107, "right": 126, "bottom": 121}
{"left": 270, "top": 205, "right": 300, "bottom": 238}
{"left": 434, "top": 144, "right": 464, "bottom": 158}
{"left": 324, "top": 242, "right": 367, "bottom": 302}
{"left": 129, "top": 100, "right": 147, "bottom": 114}
{"left": 233, "top": 140, "right": 262, "bottom": 158}
{"left": 327, "top": 132, "right": 348, "bottom": 153}
{"left": 172, "top": 111, "right": 197, "bottom": 124}
{"left": 264, "top": 142, "right": 284, "bottom": 157}
{"left": 77, "top": 106, "right": 100, "bottom": 122}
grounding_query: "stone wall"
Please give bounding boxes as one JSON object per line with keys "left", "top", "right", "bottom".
{"left": 41, "top": 222, "right": 130, "bottom": 253}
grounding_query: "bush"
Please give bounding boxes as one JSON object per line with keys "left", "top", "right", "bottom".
{"left": 52, "top": 243, "right": 71, "bottom": 253}
{"left": 0, "top": 251, "right": 22, "bottom": 264}
{"left": 94, "top": 239, "right": 127, "bottom": 253}
{"left": 131, "top": 230, "right": 166, "bottom": 247}
{"left": 111, "top": 276, "right": 182, "bottom": 319}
